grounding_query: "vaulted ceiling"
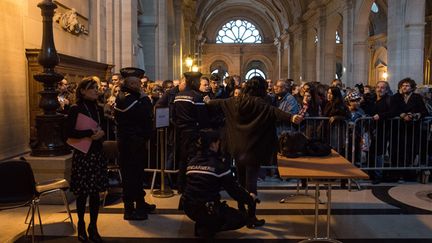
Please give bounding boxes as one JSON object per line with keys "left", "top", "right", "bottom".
{"left": 193, "top": 0, "right": 313, "bottom": 42}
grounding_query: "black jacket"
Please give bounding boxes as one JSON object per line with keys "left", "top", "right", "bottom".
{"left": 183, "top": 150, "right": 253, "bottom": 205}
{"left": 390, "top": 92, "right": 428, "bottom": 119}
{"left": 207, "top": 95, "right": 292, "bottom": 166}
{"left": 173, "top": 87, "right": 207, "bottom": 129}
{"left": 371, "top": 94, "right": 394, "bottom": 119}
{"left": 114, "top": 89, "right": 153, "bottom": 140}
{"left": 65, "top": 100, "right": 106, "bottom": 153}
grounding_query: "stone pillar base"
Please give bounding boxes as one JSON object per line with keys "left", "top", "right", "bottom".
{"left": 23, "top": 153, "right": 75, "bottom": 205}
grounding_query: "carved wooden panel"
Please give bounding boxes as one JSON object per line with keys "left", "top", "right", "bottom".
{"left": 25, "top": 49, "right": 114, "bottom": 139}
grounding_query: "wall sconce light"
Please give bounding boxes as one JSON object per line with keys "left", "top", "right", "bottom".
{"left": 191, "top": 65, "right": 199, "bottom": 72}
{"left": 382, "top": 71, "right": 388, "bottom": 80}
{"left": 185, "top": 56, "right": 194, "bottom": 71}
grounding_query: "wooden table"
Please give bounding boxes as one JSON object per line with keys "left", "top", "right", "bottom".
{"left": 278, "top": 150, "right": 369, "bottom": 243}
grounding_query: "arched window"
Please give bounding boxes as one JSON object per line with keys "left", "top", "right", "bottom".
{"left": 245, "top": 69, "right": 266, "bottom": 80}
{"left": 336, "top": 31, "right": 341, "bottom": 44}
{"left": 216, "top": 20, "right": 262, "bottom": 44}
{"left": 371, "top": 2, "right": 379, "bottom": 13}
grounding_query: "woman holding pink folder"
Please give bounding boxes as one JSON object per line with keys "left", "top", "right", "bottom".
{"left": 65, "top": 77, "right": 108, "bottom": 243}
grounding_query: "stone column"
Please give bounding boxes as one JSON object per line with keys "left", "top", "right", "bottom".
{"left": 274, "top": 37, "right": 282, "bottom": 79}
{"left": 172, "top": 0, "right": 182, "bottom": 79}
{"left": 303, "top": 21, "right": 317, "bottom": 82}
{"left": 288, "top": 23, "right": 302, "bottom": 82}
{"left": 113, "top": 0, "right": 122, "bottom": 71}
{"left": 388, "top": 0, "right": 426, "bottom": 88}
{"left": 279, "top": 32, "right": 289, "bottom": 79}
{"left": 342, "top": 0, "right": 354, "bottom": 87}
{"left": 155, "top": 0, "right": 169, "bottom": 80}
{"left": 300, "top": 21, "right": 308, "bottom": 81}
{"left": 120, "top": 0, "right": 136, "bottom": 67}
{"left": 105, "top": 0, "right": 114, "bottom": 68}
{"left": 139, "top": 0, "right": 157, "bottom": 78}
{"left": 317, "top": 6, "right": 336, "bottom": 84}
{"left": 287, "top": 36, "right": 293, "bottom": 79}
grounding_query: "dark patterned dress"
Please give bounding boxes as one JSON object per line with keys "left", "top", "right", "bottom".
{"left": 66, "top": 100, "right": 108, "bottom": 196}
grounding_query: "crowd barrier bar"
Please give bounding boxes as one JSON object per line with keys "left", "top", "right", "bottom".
{"left": 142, "top": 116, "right": 432, "bottom": 189}
{"left": 144, "top": 127, "right": 177, "bottom": 196}
{"left": 350, "top": 116, "right": 432, "bottom": 180}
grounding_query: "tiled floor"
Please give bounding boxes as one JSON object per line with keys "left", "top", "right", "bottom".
{"left": 2, "top": 180, "right": 432, "bottom": 242}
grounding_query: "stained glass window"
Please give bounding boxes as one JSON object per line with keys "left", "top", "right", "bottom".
{"left": 216, "top": 20, "right": 262, "bottom": 44}
{"left": 245, "top": 69, "right": 266, "bottom": 80}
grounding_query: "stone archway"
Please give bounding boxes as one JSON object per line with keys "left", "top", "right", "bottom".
{"left": 242, "top": 55, "right": 274, "bottom": 81}
{"left": 202, "top": 54, "right": 235, "bottom": 77}
{"left": 370, "top": 46, "right": 388, "bottom": 86}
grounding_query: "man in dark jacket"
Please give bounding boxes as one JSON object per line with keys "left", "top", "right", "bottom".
{"left": 368, "top": 81, "right": 393, "bottom": 184}
{"left": 182, "top": 130, "right": 255, "bottom": 237}
{"left": 389, "top": 78, "right": 428, "bottom": 169}
{"left": 173, "top": 72, "right": 208, "bottom": 193}
{"left": 114, "top": 68, "right": 156, "bottom": 220}
{"left": 204, "top": 76, "right": 303, "bottom": 225}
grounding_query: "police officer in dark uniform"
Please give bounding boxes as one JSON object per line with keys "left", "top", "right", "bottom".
{"left": 173, "top": 72, "right": 207, "bottom": 193}
{"left": 114, "top": 67, "right": 156, "bottom": 220}
{"left": 182, "top": 130, "right": 255, "bottom": 237}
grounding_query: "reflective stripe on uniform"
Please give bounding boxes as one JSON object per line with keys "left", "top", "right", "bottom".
{"left": 186, "top": 169, "right": 231, "bottom": 178}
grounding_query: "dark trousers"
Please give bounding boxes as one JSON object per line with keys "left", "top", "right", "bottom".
{"left": 236, "top": 163, "right": 260, "bottom": 195}
{"left": 118, "top": 137, "right": 148, "bottom": 204}
{"left": 183, "top": 200, "right": 246, "bottom": 235}
{"left": 176, "top": 129, "right": 199, "bottom": 192}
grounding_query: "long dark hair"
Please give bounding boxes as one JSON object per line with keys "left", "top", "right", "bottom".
{"left": 328, "top": 87, "right": 344, "bottom": 105}
{"left": 75, "top": 77, "right": 98, "bottom": 103}
{"left": 243, "top": 76, "right": 267, "bottom": 97}
{"left": 324, "top": 86, "right": 348, "bottom": 117}
{"left": 306, "top": 85, "right": 321, "bottom": 116}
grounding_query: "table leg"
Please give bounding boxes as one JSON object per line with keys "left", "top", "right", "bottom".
{"left": 298, "top": 182, "right": 342, "bottom": 243}
{"left": 326, "top": 183, "right": 332, "bottom": 238}
{"left": 314, "top": 182, "right": 319, "bottom": 238}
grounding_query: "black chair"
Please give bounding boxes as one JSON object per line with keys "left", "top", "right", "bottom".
{"left": 0, "top": 161, "right": 38, "bottom": 242}
{"left": 102, "top": 140, "right": 122, "bottom": 207}
{"left": 0, "top": 160, "right": 74, "bottom": 242}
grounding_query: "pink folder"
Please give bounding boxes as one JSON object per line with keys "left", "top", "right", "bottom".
{"left": 66, "top": 113, "right": 99, "bottom": 154}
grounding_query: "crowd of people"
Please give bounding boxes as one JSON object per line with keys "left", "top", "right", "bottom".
{"left": 61, "top": 68, "right": 431, "bottom": 240}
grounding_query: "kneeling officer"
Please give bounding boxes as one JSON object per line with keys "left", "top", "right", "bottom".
{"left": 182, "top": 130, "right": 258, "bottom": 237}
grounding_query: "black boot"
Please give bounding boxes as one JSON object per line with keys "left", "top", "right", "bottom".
{"left": 238, "top": 202, "right": 247, "bottom": 217}
{"left": 247, "top": 199, "right": 265, "bottom": 228}
{"left": 77, "top": 220, "right": 88, "bottom": 242}
{"left": 87, "top": 224, "right": 103, "bottom": 243}
{"left": 136, "top": 200, "right": 156, "bottom": 214}
{"left": 124, "top": 202, "right": 148, "bottom": 220}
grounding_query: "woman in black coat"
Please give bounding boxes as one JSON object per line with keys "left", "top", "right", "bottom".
{"left": 321, "top": 87, "right": 349, "bottom": 153}
{"left": 205, "top": 76, "right": 303, "bottom": 225}
{"left": 66, "top": 77, "right": 108, "bottom": 242}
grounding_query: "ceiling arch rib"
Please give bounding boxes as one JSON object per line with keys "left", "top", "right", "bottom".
{"left": 195, "top": 0, "right": 305, "bottom": 42}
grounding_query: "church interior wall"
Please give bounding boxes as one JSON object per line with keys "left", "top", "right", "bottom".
{"left": 0, "top": 0, "right": 30, "bottom": 160}
{"left": 202, "top": 44, "right": 277, "bottom": 81}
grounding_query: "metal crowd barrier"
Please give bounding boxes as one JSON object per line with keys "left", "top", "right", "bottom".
{"left": 285, "top": 116, "right": 349, "bottom": 157}
{"left": 144, "top": 127, "right": 178, "bottom": 197}
{"left": 141, "top": 116, "right": 432, "bottom": 187}
{"left": 349, "top": 117, "right": 432, "bottom": 175}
